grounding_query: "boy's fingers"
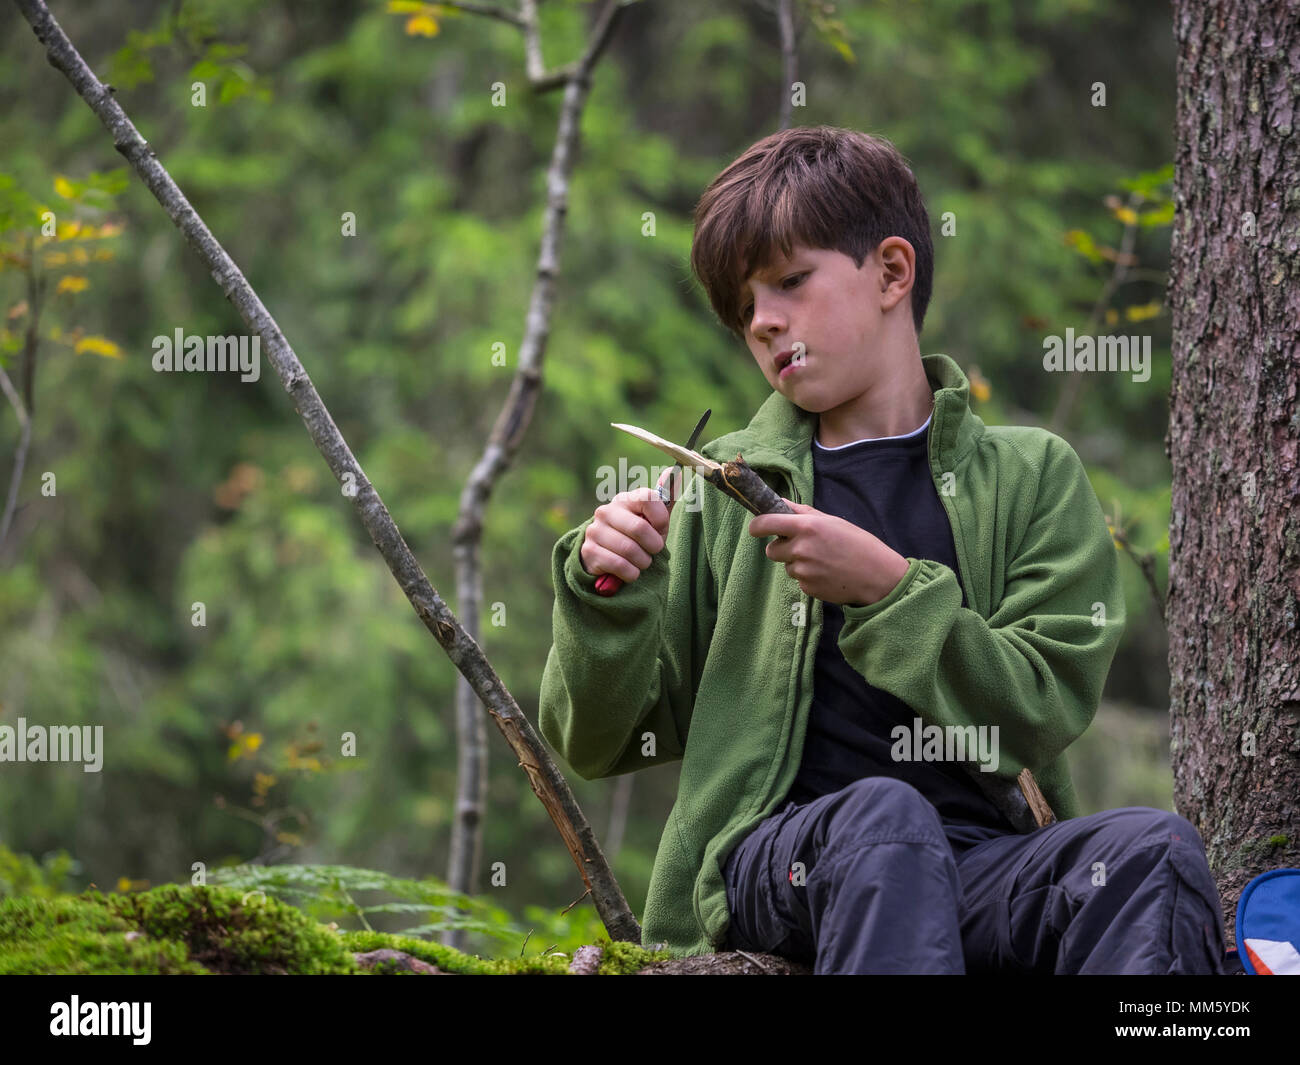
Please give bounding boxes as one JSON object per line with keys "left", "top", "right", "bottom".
{"left": 605, "top": 491, "right": 668, "bottom": 551}
{"left": 623, "top": 491, "right": 671, "bottom": 541}
{"left": 588, "top": 517, "right": 655, "bottom": 573}
{"left": 750, "top": 498, "right": 811, "bottom": 538}
{"left": 584, "top": 540, "right": 644, "bottom": 583}
{"left": 749, "top": 512, "right": 798, "bottom": 538}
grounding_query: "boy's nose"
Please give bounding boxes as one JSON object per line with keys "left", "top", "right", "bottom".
{"left": 748, "top": 301, "right": 787, "bottom": 341}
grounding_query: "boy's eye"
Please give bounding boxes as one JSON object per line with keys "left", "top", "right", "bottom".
{"left": 739, "top": 273, "right": 806, "bottom": 324}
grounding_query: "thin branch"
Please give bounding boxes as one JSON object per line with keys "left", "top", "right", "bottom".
{"left": 777, "top": 0, "right": 797, "bottom": 130}
{"left": 0, "top": 366, "right": 32, "bottom": 553}
{"left": 12, "top": 0, "right": 640, "bottom": 945}
{"left": 1048, "top": 191, "right": 1144, "bottom": 433}
{"left": 1112, "top": 522, "right": 1166, "bottom": 623}
{"left": 520, "top": 0, "right": 634, "bottom": 91}
{"left": 560, "top": 887, "right": 591, "bottom": 916}
{"left": 444, "top": 0, "right": 633, "bottom": 949}
{"left": 439, "top": 1, "right": 525, "bottom": 29}
{"left": 736, "top": 949, "right": 775, "bottom": 974}
{"left": 604, "top": 772, "right": 633, "bottom": 862}
{"left": 21, "top": 233, "right": 45, "bottom": 418}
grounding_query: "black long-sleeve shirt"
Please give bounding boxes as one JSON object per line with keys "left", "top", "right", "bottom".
{"left": 783, "top": 412, "right": 1016, "bottom": 836}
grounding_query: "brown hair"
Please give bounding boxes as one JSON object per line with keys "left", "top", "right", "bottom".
{"left": 689, "top": 125, "right": 934, "bottom": 339}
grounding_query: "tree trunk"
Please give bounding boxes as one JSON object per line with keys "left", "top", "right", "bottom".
{"left": 1168, "top": 0, "right": 1300, "bottom": 937}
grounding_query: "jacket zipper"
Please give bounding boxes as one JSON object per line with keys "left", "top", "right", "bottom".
{"left": 781, "top": 471, "right": 813, "bottom": 809}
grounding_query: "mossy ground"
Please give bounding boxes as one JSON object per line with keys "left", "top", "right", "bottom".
{"left": 0, "top": 885, "right": 672, "bottom": 975}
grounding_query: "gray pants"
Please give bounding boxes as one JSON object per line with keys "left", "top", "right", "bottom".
{"left": 721, "top": 776, "right": 1227, "bottom": 974}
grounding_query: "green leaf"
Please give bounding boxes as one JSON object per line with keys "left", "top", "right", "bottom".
{"left": 1119, "top": 163, "right": 1174, "bottom": 198}
{"left": 188, "top": 59, "right": 223, "bottom": 81}
{"left": 1138, "top": 200, "right": 1174, "bottom": 227}
{"left": 1064, "top": 228, "right": 1103, "bottom": 265}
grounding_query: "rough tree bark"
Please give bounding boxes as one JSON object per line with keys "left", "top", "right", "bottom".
{"left": 1168, "top": 0, "right": 1300, "bottom": 934}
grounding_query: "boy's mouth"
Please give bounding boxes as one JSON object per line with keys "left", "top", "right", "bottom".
{"left": 775, "top": 349, "right": 802, "bottom": 378}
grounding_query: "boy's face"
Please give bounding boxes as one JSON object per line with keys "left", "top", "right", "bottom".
{"left": 738, "top": 240, "right": 912, "bottom": 413}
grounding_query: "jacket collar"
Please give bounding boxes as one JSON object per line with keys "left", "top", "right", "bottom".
{"left": 705, "top": 352, "right": 985, "bottom": 498}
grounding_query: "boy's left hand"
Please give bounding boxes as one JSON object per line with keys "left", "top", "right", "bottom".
{"left": 748, "top": 498, "right": 911, "bottom": 606}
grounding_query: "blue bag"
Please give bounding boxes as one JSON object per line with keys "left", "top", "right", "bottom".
{"left": 1235, "top": 868, "right": 1300, "bottom": 975}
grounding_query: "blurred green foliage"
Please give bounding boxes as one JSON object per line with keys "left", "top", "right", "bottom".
{"left": 0, "top": 0, "right": 1182, "bottom": 958}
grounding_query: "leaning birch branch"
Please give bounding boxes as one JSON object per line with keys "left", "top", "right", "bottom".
{"left": 13, "top": 0, "right": 641, "bottom": 945}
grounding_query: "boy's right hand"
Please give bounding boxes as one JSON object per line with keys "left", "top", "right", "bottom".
{"left": 579, "top": 468, "right": 683, "bottom": 582}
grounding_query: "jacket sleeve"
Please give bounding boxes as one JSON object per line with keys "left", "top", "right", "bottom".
{"left": 537, "top": 484, "right": 718, "bottom": 780}
{"left": 834, "top": 437, "right": 1125, "bottom": 777}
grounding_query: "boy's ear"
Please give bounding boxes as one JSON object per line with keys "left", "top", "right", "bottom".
{"left": 877, "top": 237, "right": 915, "bottom": 306}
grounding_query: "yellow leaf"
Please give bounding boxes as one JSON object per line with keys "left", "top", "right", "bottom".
{"left": 967, "top": 365, "right": 992, "bottom": 403}
{"left": 116, "top": 877, "right": 132, "bottom": 892}
{"left": 74, "top": 335, "right": 124, "bottom": 359}
{"left": 405, "top": 13, "right": 439, "bottom": 36}
{"left": 42, "top": 251, "right": 69, "bottom": 267}
{"left": 56, "top": 275, "right": 90, "bottom": 294}
{"left": 245, "top": 732, "right": 263, "bottom": 752}
{"left": 54, "top": 175, "right": 77, "bottom": 200}
{"left": 1113, "top": 206, "right": 1138, "bottom": 225}
{"left": 1125, "top": 300, "right": 1163, "bottom": 322}
{"left": 56, "top": 220, "right": 83, "bottom": 240}
{"left": 386, "top": 0, "right": 426, "bottom": 11}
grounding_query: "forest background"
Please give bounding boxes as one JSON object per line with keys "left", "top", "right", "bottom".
{"left": 0, "top": 0, "right": 1181, "bottom": 955}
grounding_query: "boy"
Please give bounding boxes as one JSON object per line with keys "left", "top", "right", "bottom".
{"left": 538, "top": 125, "right": 1226, "bottom": 974}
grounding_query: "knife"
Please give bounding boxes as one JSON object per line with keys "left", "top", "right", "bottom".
{"left": 594, "top": 408, "right": 711, "bottom": 596}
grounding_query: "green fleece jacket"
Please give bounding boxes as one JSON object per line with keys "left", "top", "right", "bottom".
{"left": 538, "top": 352, "right": 1126, "bottom": 957}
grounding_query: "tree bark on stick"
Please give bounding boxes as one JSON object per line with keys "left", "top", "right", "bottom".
{"left": 446, "top": 0, "right": 632, "bottom": 951}
{"left": 12, "top": 0, "right": 641, "bottom": 946}
{"left": 1169, "top": 0, "right": 1300, "bottom": 933}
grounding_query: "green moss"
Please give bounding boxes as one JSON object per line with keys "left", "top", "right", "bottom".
{"left": 0, "top": 885, "right": 357, "bottom": 974}
{"left": 105, "top": 885, "right": 358, "bottom": 974}
{"left": 338, "top": 932, "right": 670, "bottom": 974}
{"left": 0, "top": 895, "right": 206, "bottom": 975}
{"left": 0, "top": 885, "right": 674, "bottom": 974}
{"left": 1266, "top": 835, "right": 1289, "bottom": 848}
{"left": 342, "top": 929, "right": 567, "bottom": 973}
{"left": 596, "top": 939, "right": 673, "bottom": 974}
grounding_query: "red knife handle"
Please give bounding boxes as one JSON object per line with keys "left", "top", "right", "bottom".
{"left": 592, "top": 469, "right": 679, "bottom": 597}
